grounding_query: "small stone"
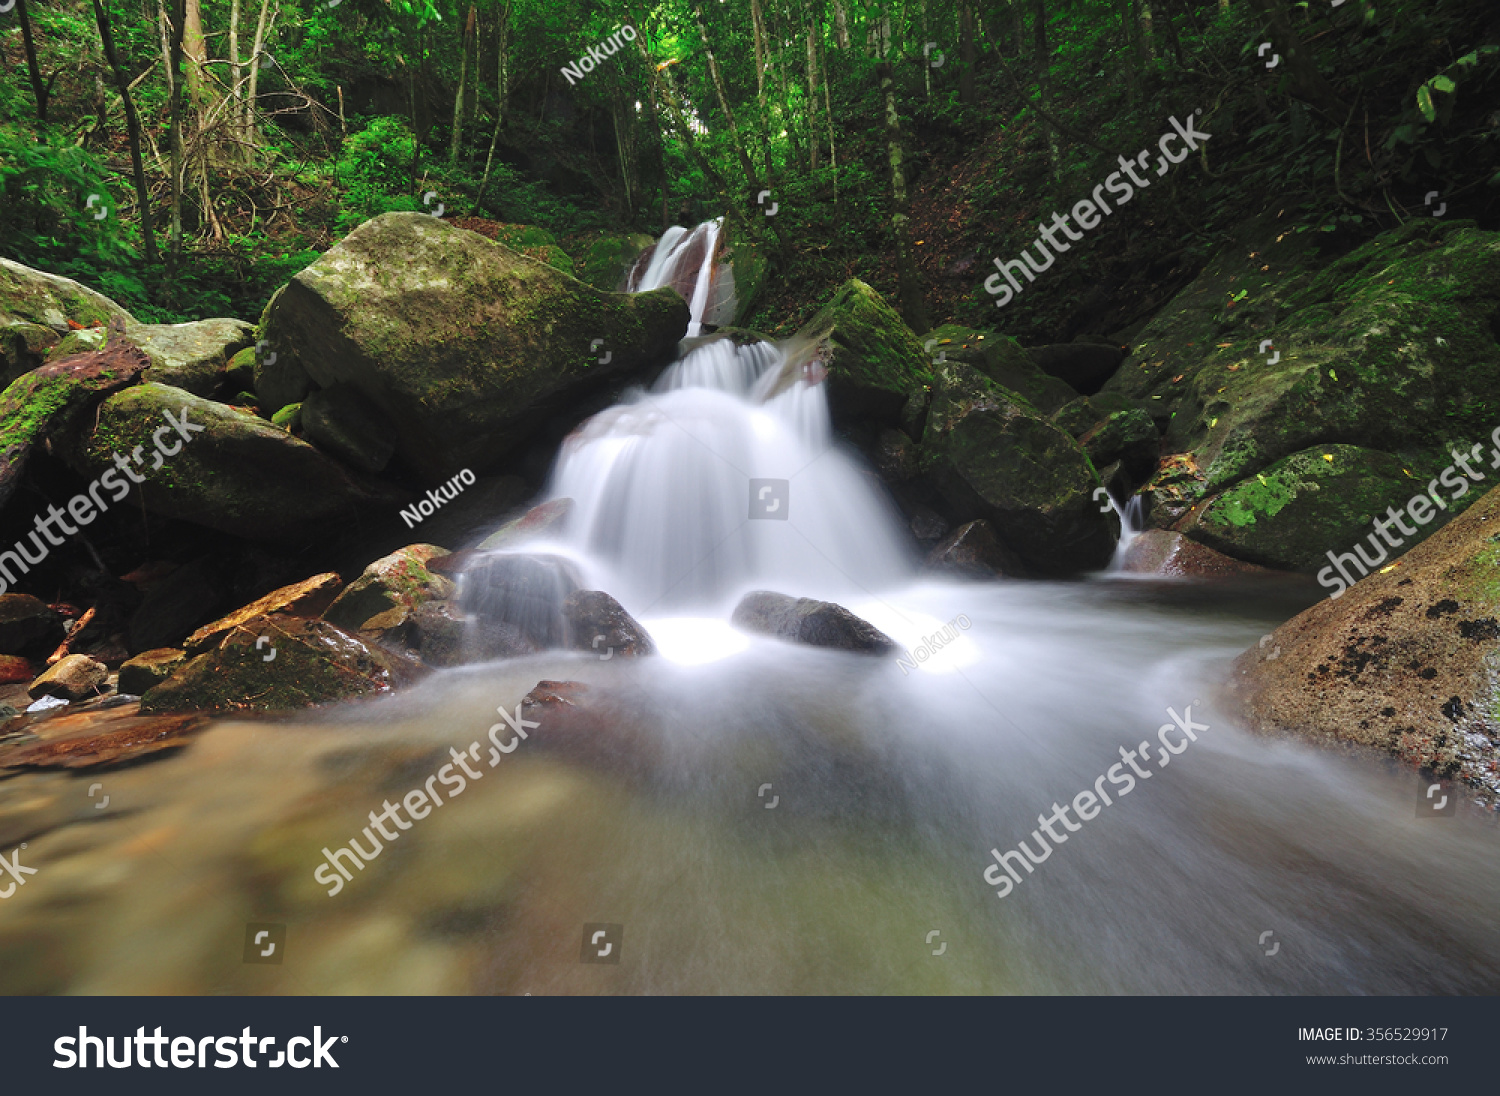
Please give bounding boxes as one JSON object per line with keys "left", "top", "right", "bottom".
{"left": 731, "top": 591, "right": 896, "bottom": 655}
{"left": 29, "top": 654, "right": 109, "bottom": 701}
{"left": 0, "top": 655, "right": 33, "bottom": 685}
{"left": 117, "top": 648, "right": 188, "bottom": 695}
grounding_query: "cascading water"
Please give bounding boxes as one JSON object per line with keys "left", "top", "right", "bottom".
{"left": 625, "top": 219, "right": 736, "bottom": 337}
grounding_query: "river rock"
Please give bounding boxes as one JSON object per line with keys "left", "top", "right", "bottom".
{"left": 923, "top": 519, "right": 1023, "bottom": 578}
{"left": 0, "top": 655, "right": 33, "bottom": 684}
{"left": 1227, "top": 481, "right": 1500, "bottom": 803}
{"left": 71, "top": 383, "right": 407, "bottom": 542}
{"left": 764, "top": 279, "right": 932, "bottom": 429}
{"left": 457, "top": 553, "right": 582, "bottom": 650}
{"left": 140, "top": 615, "right": 427, "bottom": 714}
{"left": 323, "top": 548, "right": 452, "bottom": 633}
{"left": 0, "top": 257, "right": 134, "bottom": 333}
{"left": 117, "top": 648, "right": 188, "bottom": 695}
{"left": 256, "top": 212, "right": 689, "bottom": 478}
{"left": 514, "top": 679, "right": 663, "bottom": 777}
{"left": 563, "top": 590, "right": 655, "bottom": 658}
{"left": 300, "top": 383, "right": 398, "bottom": 473}
{"left": 919, "top": 362, "right": 1118, "bottom": 575}
{"left": 477, "top": 497, "right": 574, "bottom": 550}
{"left": 731, "top": 591, "right": 896, "bottom": 654}
{"left": 28, "top": 654, "right": 108, "bottom": 701}
{"left": 185, "top": 572, "right": 343, "bottom": 653}
{"left": 0, "top": 318, "right": 148, "bottom": 511}
{"left": 136, "top": 318, "right": 255, "bottom": 396}
{"left": 0, "top": 595, "right": 66, "bottom": 657}
{"left": 1118, "top": 529, "right": 1275, "bottom": 578}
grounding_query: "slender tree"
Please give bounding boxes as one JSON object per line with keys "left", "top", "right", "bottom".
{"left": 15, "top": 0, "right": 54, "bottom": 121}
{"left": 877, "top": 18, "right": 928, "bottom": 333}
{"left": 92, "top": 0, "right": 160, "bottom": 263}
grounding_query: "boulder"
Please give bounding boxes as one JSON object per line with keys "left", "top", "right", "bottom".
{"left": 28, "top": 654, "right": 108, "bottom": 701}
{"left": 1179, "top": 444, "right": 1422, "bottom": 572}
{"left": 1227, "top": 481, "right": 1500, "bottom": 803}
{"left": 225, "top": 346, "right": 257, "bottom": 392}
{"left": 449, "top": 218, "right": 576, "bottom": 274}
{"left": 1078, "top": 406, "right": 1159, "bottom": 484}
{"left": 562, "top": 590, "right": 655, "bottom": 658}
{"left": 73, "top": 383, "right": 407, "bottom": 541}
{"left": 185, "top": 572, "right": 343, "bottom": 653}
{"left": 576, "top": 232, "right": 657, "bottom": 291}
{"left": 765, "top": 280, "right": 932, "bottom": 429}
{"left": 0, "top": 318, "right": 148, "bottom": 510}
{"left": 0, "top": 594, "right": 66, "bottom": 657}
{"left": 1118, "top": 529, "right": 1277, "bottom": 578}
{"left": 731, "top": 590, "right": 897, "bottom": 654}
{"left": 0, "top": 655, "right": 33, "bottom": 685}
{"left": 919, "top": 362, "right": 1118, "bottom": 575}
{"left": 323, "top": 547, "right": 452, "bottom": 633}
{"left": 117, "top": 648, "right": 188, "bottom": 695}
{"left": 478, "top": 497, "right": 573, "bottom": 550}
{"left": 256, "top": 212, "right": 689, "bottom": 477}
{"left": 923, "top": 519, "right": 1023, "bottom": 579}
{"left": 134, "top": 318, "right": 255, "bottom": 396}
{"left": 0, "top": 257, "right": 134, "bottom": 332}
{"left": 140, "top": 615, "right": 427, "bottom": 714}
{"left": 1, "top": 321, "right": 58, "bottom": 387}
{"left": 457, "top": 552, "right": 583, "bottom": 650}
{"left": 301, "top": 383, "right": 398, "bottom": 473}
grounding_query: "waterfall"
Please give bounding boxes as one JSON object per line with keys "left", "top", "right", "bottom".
{"left": 625, "top": 219, "right": 737, "bottom": 337}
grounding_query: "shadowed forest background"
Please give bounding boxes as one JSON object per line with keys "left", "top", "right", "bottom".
{"left": 3, "top": 0, "right": 1498, "bottom": 341}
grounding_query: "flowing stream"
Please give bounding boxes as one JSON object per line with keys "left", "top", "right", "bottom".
{"left": 2, "top": 226, "right": 1498, "bottom": 995}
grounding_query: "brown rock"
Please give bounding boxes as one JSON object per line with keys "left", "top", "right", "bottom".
{"left": 478, "top": 498, "right": 573, "bottom": 549}
{"left": 515, "top": 679, "right": 661, "bottom": 777}
{"left": 0, "top": 701, "right": 207, "bottom": 770}
{"left": 29, "top": 654, "right": 109, "bottom": 701}
{"left": 731, "top": 591, "right": 897, "bottom": 654}
{"left": 118, "top": 648, "right": 188, "bottom": 695}
{"left": 185, "top": 572, "right": 343, "bottom": 654}
{"left": 322, "top": 547, "right": 451, "bottom": 633}
{"left": 0, "top": 655, "right": 32, "bottom": 684}
{"left": 923, "top": 520, "right": 1023, "bottom": 579}
{"left": 1120, "top": 529, "right": 1276, "bottom": 578}
{"left": 0, "top": 594, "right": 65, "bottom": 658}
{"left": 1226, "top": 481, "right": 1500, "bottom": 804}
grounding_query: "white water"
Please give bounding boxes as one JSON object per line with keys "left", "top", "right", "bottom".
{"left": 624, "top": 219, "right": 736, "bottom": 337}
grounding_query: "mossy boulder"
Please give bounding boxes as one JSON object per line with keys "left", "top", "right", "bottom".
{"left": 0, "top": 257, "right": 134, "bottom": 332}
{"left": 919, "top": 362, "right": 1118, "bottom": 575}
{"left": 72, "top": 383, "right": 407, "bottom": 541}
{"left": 924, "top": 323, "right": 1076, "bottom": 415}
{"left": 323, "top": 545, "right": 454, "bottom": 632}
{"left": 1, "top": 321, "right": 59, "bottom": 387}
{"left": 577, "top": 232, "right": 656, "bottom": 291}
{"left": 300, "top": 383, "right": 397, "bottom": 473}
{"left": 117, "top": 648, "right": 188, "bottom": 695}
{"left": 766, "top": 279, "right": 933, "bottom": 429}
{"left": 140, "top": 614, "right": 427, "bottom": 715}
{"left": 257, "top": 212, "right": 689, "bottom": 478}
{"left": 1107, "top": 218, "right": 1500, "bottom": 508}
{"left": 1228, "top": 479, "right": 1500, "bottom": 806}
{"left": 49, "top": 317, "right": 256, "bottom": 397}
{"left": 0, "top": 321, "right": 148, "bottom": 510}
{"left": 1180, "top": 444, "right": 1426, "bottom": 572}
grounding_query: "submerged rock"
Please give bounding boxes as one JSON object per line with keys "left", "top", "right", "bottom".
{"left": 256, "top": 212, "right": 689, "bottom": 477}
{"left": 1228, "top": 481, "right": 1500, "bottom": 804}
{"left": 140, "top": 615, "right": 427, "bottom": 715}
{"left": 563, "top": 590, "right": 655, "bottom": 658}
{"left": 731, "top": 591, "right": 896, "bottom": 654}
{"left": 0, "top": 655, "right": 34, "bottom": 685}
{"left": 457, "top": 553, "right": 582, "bottom": 650}
{"left": 29, "top": 654, "right": 108, "bottom": 701}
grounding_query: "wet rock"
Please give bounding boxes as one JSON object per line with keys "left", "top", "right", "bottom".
{"left": 1078, "top": 406, "right": 1159, "bottom": 484}
{"left": 920, "top": 362, "right": 1118, "bottom": 575}
{"left": 0, "top": 702, "right": 207, "bottom": 770}
{"left": 457, "top": 553, "right": 582, "bottom": 650}
{"left": 478, "top": 497, "right": 573, "bottom": 550}
{"left": 731, "top": 591, "right": 897, "bottom": 654}
{"left": 563, "top": 590, "right": 655, "bottom": 658}
{"left": 576, "top": 231, "right": 657, "bottom": 291}
{"left": 0, "top": 318, "right": 148, "bottom": 510}
{"left": 140, "top": 615, "right": 428, "bottom": 715}
{"left": 765, "top": 279, "right": 932, "bottom": 429}
{"left": 117, "top": 648, "right": 188, "bottom": 695}
{"left": 1118, "top": 529, "right": 1276, "bottom": 578}
{"left": 184, "top": 572, "right": 342, "bottom": 654}
{"left": 1227, "top": 480, "right": 1500, "bottom": 803}
{"left": 0, "top": 655, "right": 33, "bottom": 685}
{"left": 323, "top": 547, "right": 452, "bottom": 633}
{"left": 71, "top": 383, "right": 407, "bottom": 542}
{"left": 875, "top": 428, "right": 920, "bottom": 484}
{"left": 29, "top": 654, "right": 108, "bottom": 701}
{"left": 301, "top": 383, "right": 398, "bottom": 473}
{"left": 411, "top": 601, "right": 468, "bottom": 667}
{"left": 909, "top": 505, "right": 948, "bottom": 542}
{"left": 0, "top": 595, "right": 66, "bottom": 658}
{"left": 1026, "top": 343, "right": 1126, "bottom": 395}
{"left": 923, "top": 520, "right": 1023, "bottom": 579}
{"left": 1179, "top": 445, "right": 1418, "bottom": 572}
{"left": 515, "top": 679, "right": 662, "bottom": 777}
{"left": 257, "top": 212, "right": 688, "bottom": 477}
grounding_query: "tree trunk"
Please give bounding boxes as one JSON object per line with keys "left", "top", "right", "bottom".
{"left": 245, "top": 0, "right": 275, "bottom": 146}
{"left": 162, "top": 0, "right": 187, "bottom": 270}
{"left": 749, "top": 0, "right": 773, "bottom": 181}
{"left": 771, "top": 5, "right": 802, "bottom": 168}
{"left": 1119, "top": 0, "right": 1140, "bottom": 102}
{"left": 475, "top": 3, "right": 511, "bottom": 211}
{"left": 959, "top": 0, "right": 977, "bottom": 104}
{"left": 831, "top": 0, "right": 851, "bottom": 48}
{"left": 1138, "top": 0, "right": 1157, "bottom": 60}
{"left": 16, "top": 0, "right": 52, "bottom": 121}
{"left": 182, "top": 0, "right": 207, "bottom": 109}
{"left": 821, "top": 32, "right": 839, "bottom": 217}
{"left": 804, "top": 3, "right": 820, "bottom": 170}
{"left": 449, "top": 5, "right": 474, "bottom": 164}
{"left": 92, "top": 0, "right": 159, "bottom": 264}
{"left": 1248, "top": 0, "right": 1346, "bottom": 118}
{"left": 227, "top": 0, "right": 243, "bottom": 154}
{"left": 691, "top": 0, "right": 760, "bottom": 193}
{"left": 878, "top": 50, "right": 928, "bottom": 333}
{"left": 1031, "top": 0, "right": 1060, "bottom": 177}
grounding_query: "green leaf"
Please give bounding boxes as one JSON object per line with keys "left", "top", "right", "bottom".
{"left": 1417, "top": 84, "right": 1436, "bottom": 122}
{"left": 1430, "top": 75, "right": 1456, "bottom": 94}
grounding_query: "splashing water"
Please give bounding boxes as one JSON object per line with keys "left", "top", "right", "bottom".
{"left": 625, "top": 219, "right": 736, "bottom": 337}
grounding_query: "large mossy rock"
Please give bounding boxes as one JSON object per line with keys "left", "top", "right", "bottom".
{"left": 323, "top": 545, "right": 454, "bottom": 632}
{"left": 1228, "top": 480, "right": 1500, "bottom": 804}
{"left": 257, "top": 212, "right": 689, "bottom": 478}
{"left": 923, "top": 323, "right": 1076, "bottom": 414}
{"left": 0, "top": 257, "right": 134, "bottom": 332}
{"left": 0, "top": 321, "right": 148, "bottom": 509}
{"left": 1, "top": 322, "right": 59, "bottom": 387}
{"left": 577, "top": 232, "right": 656, "bottom": 291}
{"left": 920, "top": 362, "right": 1118, "bottom": 575}
{"left": 766, "top": 279, "right": 932, "bottom": 428}
{"left": 1108, "top": 218, "right": 1500, "bottom": 505}
{"left": 55, "top": 318, "right": 258, "bottom": 397}
{"left": 72, "top": 382, "right": 406, "bottom": 541}
{"left": 140, "top": 614, "right": 427, "bottom": 715}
